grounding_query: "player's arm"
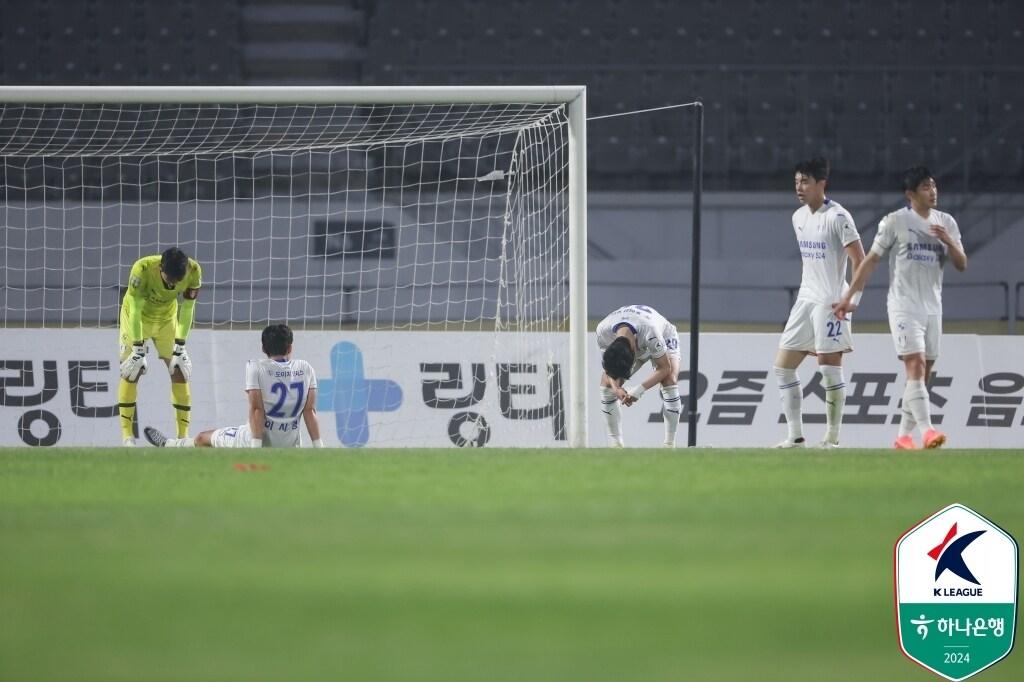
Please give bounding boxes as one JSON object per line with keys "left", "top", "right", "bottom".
{"left": 930, "top": 224, "right": 967, "bottom": 271}
{"left": 622, "top": 353, "right": 672, "bottom": 407}
{"left": 247, "top": 388, "right": 266, "bottom": 448}
{"left": 123, "top": 259, "right": 147, "bottom": 343}
{"left": 844, "top": 238, "right": 866, "bottom": 279}
{"left": 170, "top": 262, "right": 201, "bottom": 380}
{"left": 302, "top": 387, "right": 325, "bottom": 448}
{"left": 833, "top": 251, "right": 880, "bottom": 320}
{"left": 175, "top": 287, "right": 199, "bottom": 341}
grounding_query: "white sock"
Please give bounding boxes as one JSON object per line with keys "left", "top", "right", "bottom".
{"left": 774, "top": 366, "right": 803, "bottom": 441}
{"left": 600, "top": 387, "right": 623, "bottom": 445}
{"left": 661, "top": 384, "right": 681, "bottom": 446}
{"left": 166, "top": 437, "right": 196, "bottom": 448}
{"left": 897, "top": 401, "right": 916, "bottom": 438}
{"left": 819, "top": 365, "right": 846, "bottom": 442}
{"left": 904, "top": 379, "right": 933, "bottom": 435}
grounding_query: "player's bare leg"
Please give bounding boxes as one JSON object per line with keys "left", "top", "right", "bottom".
{"left": 817, "top": 351, "right": 846, "bottom": 448}
{"left": 899, "top": 353, "right": 945, "bottom": 449}
{"left": 599, "top": 372, "right": 625, "bottom": 447}
{"left": 773, "top": 349, "right": 807, "bottom": 448}
{"left": 660, "top": 356, "right": 681, "bottom": 448}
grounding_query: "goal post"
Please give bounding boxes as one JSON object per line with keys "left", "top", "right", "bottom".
{"left": 0, "top": 86, "right": 588, "bottom": 448}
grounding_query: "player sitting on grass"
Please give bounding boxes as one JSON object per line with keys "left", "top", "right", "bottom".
{"left": 597, "top": 305, "right": 681, "bottom": 448}
{"left": 834, "top": 166, "right": 967, "bottom": 450}
{"left": 144, "top": 324, "right": 325, "bottom": 449}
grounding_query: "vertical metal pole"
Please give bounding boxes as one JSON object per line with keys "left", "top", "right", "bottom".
{"left": 567, "top": 91, "right": 589, "bottom": 448}
{"left": 688, "top": 102, "right": 704, "bottom": 447}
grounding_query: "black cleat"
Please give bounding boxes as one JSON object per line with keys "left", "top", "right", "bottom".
{"left": 143, "top": 426, "right": 168, "bottom": 447}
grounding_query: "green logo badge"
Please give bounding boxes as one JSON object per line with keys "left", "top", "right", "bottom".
{"left": 895, "top": 503, "right": 1018, "bottom": 680}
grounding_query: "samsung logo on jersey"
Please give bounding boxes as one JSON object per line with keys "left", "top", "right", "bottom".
{"left": 907, "top": 242, "right": 943, "bottom": 253}
{"left": 797, "top": 239, "right": 828, "bottom": 250}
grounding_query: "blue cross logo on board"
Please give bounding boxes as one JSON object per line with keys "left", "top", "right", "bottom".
{"left": 316, "top": 342, "right": 402, "bottom": 447}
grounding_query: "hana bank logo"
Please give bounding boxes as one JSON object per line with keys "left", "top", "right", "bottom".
{"left": 317, "top": 342, "right": 402, "bottom": 447}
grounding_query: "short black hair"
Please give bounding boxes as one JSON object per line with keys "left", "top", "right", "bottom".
{"left": 262, "top": 324, "right": 293, "bottom": 357}
{"left": 602, "top": 337, "right": 634, "bottom": 381}
{"left": 160, "top": 247, "right": 189, "bottom": 282}
{"left": 902, "top": 165, "right": 933, "bottom": 192}
{"left": 794, "top": 157, "right": 830, "bottom": 183}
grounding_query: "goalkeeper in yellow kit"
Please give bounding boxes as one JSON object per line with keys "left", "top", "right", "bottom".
{"left": 117, "top": 247, "right": 202, "bottom": 446}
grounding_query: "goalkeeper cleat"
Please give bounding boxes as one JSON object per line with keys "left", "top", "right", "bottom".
{"left": 143, "top": 426, "right": 168, "bottom": 448}
{"left": 662, "top": 441, "right": 676, "bottom": 449}
{"left": 607, "top": 436, "right": 625, "bottom": 448}
{"left": 894, "top": 435, "right": 917, "bottom": 450}
{"left": 816, "top": 438, "right": 840, "bottom": 449}
{"left": 923, "top": 429, "right": 947, "bottom": 449}
{"left": 122, "top": 438, "right": 136, "bottom": 447}
{"left": 773, "top": 436, "right": 806, "bottom": 449}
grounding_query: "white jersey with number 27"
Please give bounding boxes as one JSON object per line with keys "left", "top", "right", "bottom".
{"left": 245, "top": 357, "right": 318, "bottom": 447}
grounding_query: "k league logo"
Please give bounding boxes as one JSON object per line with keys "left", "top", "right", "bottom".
{"left": 895, "top": 503, "right": 1018, "bottom": 681}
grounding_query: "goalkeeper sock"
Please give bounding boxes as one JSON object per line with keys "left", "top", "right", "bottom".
{"left": 170, "top": 383, "right": 191, "bottom": 438}
{"left": 661, "top": 384, "right": 681, "bottom": 446}
{"left": 166, "top": 437, "right": 196, "bottom": 448}
{"left": 600, "top": 386, "right": 623, "bottom": 446}
{"left": 820, "top": 365, "right": 846, "bottom": 443}
{"left": 774, "top": 366, "right": 803, "bottom": 441}
{"left": 117, "top": 379, "right": 138, "bottom": 440}
{"left": 904, "top": 379, "right": 933, "bottom": 435}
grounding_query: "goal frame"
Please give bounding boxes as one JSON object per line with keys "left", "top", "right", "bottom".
{"left": 0, "top": 85, "right": 589, "bottom": 448}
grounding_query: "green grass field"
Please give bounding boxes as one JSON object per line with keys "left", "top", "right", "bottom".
{"left": 1, "top": 448, "right": 1021, "bottom": 682}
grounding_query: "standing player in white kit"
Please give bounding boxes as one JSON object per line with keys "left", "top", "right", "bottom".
{"left": 596, "top": 304, "right": 681, "bottom": 448}
{"left": 144, "top": 324, "right": 325, "bottom": 449}
{"left": 834, "top": 166, "right": 967, "bottom": 450}
{"left": 774, "top": 157, "right": 865, "bottom": 449}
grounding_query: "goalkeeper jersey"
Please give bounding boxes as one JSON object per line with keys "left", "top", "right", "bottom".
{"left": 123, "top": 255, "right": 202, "bottom": 322}
{"left": 245, "top": 357, "right": 318, "bottom": 448}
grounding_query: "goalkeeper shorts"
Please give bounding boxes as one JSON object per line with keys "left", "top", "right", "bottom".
{"left": 119, "top": 313, "right": 176, "bottom": 361}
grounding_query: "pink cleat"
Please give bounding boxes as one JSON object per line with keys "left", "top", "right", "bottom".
{"left": 923, "top": 429, "right": 947, "bottom": 449}
{"left": 893, "top": 435, "right": 917, "bottom": 450}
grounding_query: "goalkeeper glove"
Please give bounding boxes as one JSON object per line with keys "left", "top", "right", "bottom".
{"left": 120, "top": 342, "right": 148, "bottom": 381}
{"left": 169, "top": 338, "right": 192, "bottom": 382}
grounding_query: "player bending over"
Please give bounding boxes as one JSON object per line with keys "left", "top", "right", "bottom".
{"left": 597, "top": 305, "right": 681, "bottom": 448}
{"left": 144, "top": 324, "right": 325, "bottom": 449}
{"left": 118, "top": 247, "right": 201, "bottom": 446}
{"left": 834, "top": 166, "right": 967, "bottom": 450}
{"left": 774, "top": 157, "right": 865, "bottom": 449}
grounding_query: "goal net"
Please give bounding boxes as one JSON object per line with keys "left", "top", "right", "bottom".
{"left": 0, "top": 87, "right": 587, "bottom": 449}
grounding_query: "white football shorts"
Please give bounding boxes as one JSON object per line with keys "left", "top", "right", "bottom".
{"left": 779, "top": 299, "right": 853, "bottom": 355}
{"left": 888, "top": 311, "right": 941, "bottom": 360}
